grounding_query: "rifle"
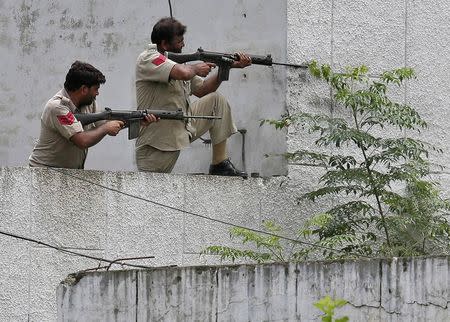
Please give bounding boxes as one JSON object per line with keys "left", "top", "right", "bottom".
{"left": 165, "top": 47, "right": 308, "bottom": 81}
{"left": 74, "top": 108, "right": 221, "bottom": 140}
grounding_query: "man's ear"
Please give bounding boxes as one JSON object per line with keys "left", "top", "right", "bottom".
{"left": 80, "top": 85, "right": 89, "bottom": 95}
{"left": 160, "top": 40, "right": 169, "bottom": 51}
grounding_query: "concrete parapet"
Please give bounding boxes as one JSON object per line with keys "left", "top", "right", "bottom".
{"left": 57, "top": 257, "right": 450, "bottom": 321}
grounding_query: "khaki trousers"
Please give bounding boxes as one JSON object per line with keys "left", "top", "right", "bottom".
{"left": 136, "top": 92, "right": 237, "bottom": 173}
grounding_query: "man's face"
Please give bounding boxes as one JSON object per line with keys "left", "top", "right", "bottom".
{"left": 166, "top": 35, "right": 184, "bottom": 53}
{"left": 79, "top": 85, "right": 100, "bottom": 106}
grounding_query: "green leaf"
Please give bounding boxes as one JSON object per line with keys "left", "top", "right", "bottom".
{"left": 212, "top": 62, "right": 450, "bottom": 264}
{"left": 336, "top": 317, "right": 350, "bottom": 322}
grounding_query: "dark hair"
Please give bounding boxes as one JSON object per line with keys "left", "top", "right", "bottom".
{"left": 64, "top": 61, "right": 106, "bottom": 91}
{"left": 151, "top": 17, "right": 186, "bottom": 45}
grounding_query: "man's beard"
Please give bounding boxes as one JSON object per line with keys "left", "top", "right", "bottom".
{"left": 80, "top": 97, "right": 95, "bottom": 106}
{"left": 169, "top": 46, "right": 182, "bottom": 53}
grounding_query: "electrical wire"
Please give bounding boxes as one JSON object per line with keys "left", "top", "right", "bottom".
{"left": 0, "top": 229, "right": 155, "bottom": 269}
{"left": 48, "top": 167, "right": 374, "bottom": 259}
{"left": 168, "top": 0, "right": 173, "bottom": 18}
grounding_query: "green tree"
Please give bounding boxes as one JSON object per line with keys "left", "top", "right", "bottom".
{"left": 205, "top": 63, "right": 450, "bottom": 262}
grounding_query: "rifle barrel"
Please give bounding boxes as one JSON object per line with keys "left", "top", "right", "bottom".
{"left": 186, "top": 115, "right": 221, "bottom": 119}
{"left": 272, "top": 62, "right": 309, "bottom": 68}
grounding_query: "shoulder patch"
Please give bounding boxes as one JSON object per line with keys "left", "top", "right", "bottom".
{"left": 152, "top": 54, "right": 167, "bottom": 66}
{"left": 57, "top": 112, "right": 75, "bottom": 125}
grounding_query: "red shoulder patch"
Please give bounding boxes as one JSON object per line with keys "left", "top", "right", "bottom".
{"left": 57, "top": 112, "right": 75, "bottom": 125}
{"left": 152, "top": 54, "right": 166, "bottom": 66}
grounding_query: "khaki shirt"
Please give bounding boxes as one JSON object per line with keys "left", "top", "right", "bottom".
{"left": 29, "top": 89, "right": 97, "bottom": 169}
{"left": 135, "top": 44, "right": 204, "bottom": 151}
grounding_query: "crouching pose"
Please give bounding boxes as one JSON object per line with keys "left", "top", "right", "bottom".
{"left": 135, "top": 17, "right": 251, "bottom": 177}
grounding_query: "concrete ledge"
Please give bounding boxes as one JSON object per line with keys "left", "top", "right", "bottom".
{"left": 57, "top": 257, "right": 450, "bottom": 321}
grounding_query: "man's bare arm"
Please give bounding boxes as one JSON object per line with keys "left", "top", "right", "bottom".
{"left": 70, "top": 120, "right": 124, "bottom": 149}
{"left": 169, "top": 62, "right": 216, "bottom": 81}
{"left": 192, "top": 73, "right": 222, "bottom": 98}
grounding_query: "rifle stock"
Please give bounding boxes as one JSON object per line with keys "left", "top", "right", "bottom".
{"left": 74, "top": 108, "right": 221, "bottom": 140}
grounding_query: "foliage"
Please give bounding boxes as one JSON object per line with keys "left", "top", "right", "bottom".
{"left": 205, "top": 62, "right": 450, "bottom": 263}
{"left": 202, "top": 221, "right": 299, "bottom": 263}
{"left": 261, "top": 62, "right": 450, "bottom": 258}
{"left": 314, "top": 296, "right": 349, "bottom": 322}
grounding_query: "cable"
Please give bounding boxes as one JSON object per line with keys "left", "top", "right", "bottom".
{"left": 168, "top": 0, "right": 173, "bottom": 18}
{"left": 48, "top": 168, "right": 373, "bottom": 259}
{"left": 0, "top": 229, "right": 155, "bottom": 270}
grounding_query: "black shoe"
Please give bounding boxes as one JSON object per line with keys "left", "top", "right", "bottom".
{"left": 209, "top": 158, "right": 248, "bottom": 178}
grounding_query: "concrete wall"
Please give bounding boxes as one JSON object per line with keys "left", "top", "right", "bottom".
{"left": 0, "top": 0, "right": 287, "bottom": 176}
{"left": 57, "top": 256, "right": 450, "bottom": 321}
{"left": 1, "top": 0, "right": 450, "bottom": 321}
{"left": 286, "top": 0, "right": 450, "bottom": 194}
{"left": 0, "top": 166, "right": 316, "bottom": 321}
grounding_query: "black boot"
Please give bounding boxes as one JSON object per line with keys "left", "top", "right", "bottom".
{"left": 209, "top": 158, "right": 248, "bottom": 178}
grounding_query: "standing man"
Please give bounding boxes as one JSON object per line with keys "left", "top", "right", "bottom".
{"left": 29, "top": 61, "right": 156, "bottom": 169}
{"left": 135, "top": 17, "right": 251, "bottom": 177}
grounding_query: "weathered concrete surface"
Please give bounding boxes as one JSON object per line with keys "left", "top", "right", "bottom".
{"left": 0, "top": 166, "right": 316, "bottom": 321}
{"left": 0, "top": 0, "right": 287, "bottom": 176}
{"left": 57, "top": 257, "right": 450, "bottom": 321}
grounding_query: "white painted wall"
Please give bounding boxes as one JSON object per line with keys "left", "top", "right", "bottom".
{"left": 286, "top": 0, "right": 450, "bottom": 194}
{"left": 0, "top": 0, "right": 287, "bottom": 176}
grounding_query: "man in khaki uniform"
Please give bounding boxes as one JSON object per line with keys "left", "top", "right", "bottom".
{"left": 135, "top": 17, "right": 251, "bottom": 176}
{"left": 29, "top": 61, "right": 156, "bottom": 169}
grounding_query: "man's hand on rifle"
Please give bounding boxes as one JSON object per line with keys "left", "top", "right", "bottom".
{"left": 193, "top": 62, "right": 216, "bottom": 77}
{"left": 231, "top": 52, "right": 252, "bottom": 68}
{"left": 105, "top": 120, "right": 125, "bottom": 136}
{"left": 140, "top": 113, "right": 159, "bottom": 126}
